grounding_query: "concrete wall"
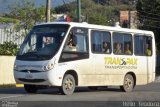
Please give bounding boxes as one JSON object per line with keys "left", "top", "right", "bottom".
{"left": 0, "top": 56, "right": 16, "bottom": 85}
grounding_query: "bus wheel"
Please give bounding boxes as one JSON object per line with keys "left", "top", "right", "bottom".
{"left": 120, "top": 74, "right": 134, "bottom": 92}
{"left": 24, "top": 84, "right": 38, "bottom": 93}
{"left": 61, "top": 74, "right": 75, "bottom": 95}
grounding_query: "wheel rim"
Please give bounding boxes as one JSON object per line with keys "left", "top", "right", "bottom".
{"left": 64, "top": 78, "right": 73, "bottom": 91}
{"left": 124, "top": 77, "right": 133, "bottom": 89}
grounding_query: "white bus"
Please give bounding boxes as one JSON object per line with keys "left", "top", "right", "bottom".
{"left": 14, "top": 22, "right": 156, "bottom": 95}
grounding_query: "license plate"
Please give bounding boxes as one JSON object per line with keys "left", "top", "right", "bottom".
{"left": 25, "top": 74, "right": 33, "bottom": 79}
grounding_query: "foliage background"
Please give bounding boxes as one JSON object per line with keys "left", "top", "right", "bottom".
{"left": 1, "top": 0, "right": 160, "bottom": 55}
{"left": 136, "top": 0, "right": 160, "bottom": 50}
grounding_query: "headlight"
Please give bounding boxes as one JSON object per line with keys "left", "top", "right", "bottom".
{"left": 43, "top": 63, "right": 54, "bottom": 71}
{"left": 14, "top": 64, "right": 18, "bottom": 70}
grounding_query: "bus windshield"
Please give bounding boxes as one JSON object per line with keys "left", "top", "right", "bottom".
{"left": 17, "top": 24, "right": 69, "bottom": 61}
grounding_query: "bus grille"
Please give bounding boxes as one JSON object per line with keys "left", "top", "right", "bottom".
{"left": 18, "top": 78, "right": 46, "bottom": 83}
{"left": 18, "top": 70, "right": 43, "bottom": 73}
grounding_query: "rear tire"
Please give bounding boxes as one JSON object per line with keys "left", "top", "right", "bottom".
{"left": 61, "top": 74, "right": 75, "bottom": 95}
{"left": 24, "top": 84, "right": 38, "bottom": 93}
{"left": 120, "top": 74, "right": 135, "bottom": 92}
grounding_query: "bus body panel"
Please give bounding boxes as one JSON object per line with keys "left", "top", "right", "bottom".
{"left": 14, "top": 22, "right": 156, "bottom": 89}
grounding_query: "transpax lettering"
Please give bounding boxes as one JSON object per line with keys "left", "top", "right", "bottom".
{"left": 104, "top": 57, "right": 138, "bottom": 69}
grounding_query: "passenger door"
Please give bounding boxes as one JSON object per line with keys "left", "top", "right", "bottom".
{"left": 134, "top": 35, "right": 152, "bottom": 83}
{"left": 90, "top": 30, "right": 112, "bottom": 85}
{"left": 59, "top": 27, "right": 91, "bottom": 86}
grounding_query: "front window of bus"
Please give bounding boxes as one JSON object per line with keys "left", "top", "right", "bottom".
{"left": 17, "top": 24, "right": 69, "bottom": 61}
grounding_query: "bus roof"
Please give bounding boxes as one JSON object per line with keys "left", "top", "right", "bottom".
{"left": 36, "top": 22, "right": 154, "bottom": 36}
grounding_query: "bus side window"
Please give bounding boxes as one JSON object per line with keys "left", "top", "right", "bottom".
{"left": 102, "top": 41, "right": 110, "bottom": 53}
{"left": 145, "top": 36, "right": 152, "bottom": 56}
{"left": 91, "top": 30, "right": 111, "bottom": 54}
{"left": 114, "top": 42, "right": 122, "bottom": 54}
{"left": 145, "top": 41, "right": 152, "bottom": 56}
{"left": 64, "top": 31, "right": 77, "bottom": 52}
{"left": 124, "top": 43, "right": 132, "bottom": 55}
{"left": 113, "top": 32, "right": 132, "bottom": 55}
{"left": 113, "top": 33, "right": 123, "bottom": 54}
{"left": 134, "top": 35, "right": 152, "bottom": 56}
{"left": 60, "top": 27, "right": 89, "bottom": 62}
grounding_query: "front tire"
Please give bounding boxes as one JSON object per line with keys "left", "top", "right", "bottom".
{"left": 120, "top": 74, "right": 135, "bottom": 92}
{"left": 24, "top": 84, "right": 38, "bottom": 93}
{"left": 61, "top": 74, "right": 75, "bottom": 95}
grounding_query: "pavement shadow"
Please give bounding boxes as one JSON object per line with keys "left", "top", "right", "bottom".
{"left": 38, "top": 86, "right": 123, "bottom": 95}
{"left": 0, "top": 86, "right": 125, "bottom": 95}
{"left": 0, "top": 87, "right": 26, "bottom": 94}
{"left": 75, "top": 87, "right": 122, "bottom": 93}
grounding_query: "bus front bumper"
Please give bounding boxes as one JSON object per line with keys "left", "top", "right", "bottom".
{"left": 14, "top": 70, "right": 62, "bottom": 86}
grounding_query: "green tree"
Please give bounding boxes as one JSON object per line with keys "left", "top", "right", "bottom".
{"left": 0, "top": 17, "right": 19, "bottom": 24}
{"left": 0, "top": 0, "right": 49, "bottom": 54}
{"left": 4, "top": 0, "right": 46, "bottom": 31}
{"left": 136, "top": 0, "right": 160, "bottom": 49}
{"left": 55, "top": 0, "right": 135, "bottom": 26}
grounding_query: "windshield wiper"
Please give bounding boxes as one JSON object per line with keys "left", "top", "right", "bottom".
{"left": 22, "top": 52, "right": 45, "bottom": 60}
{"left": 31, "top": 52, "right": 45, "bottom": 60}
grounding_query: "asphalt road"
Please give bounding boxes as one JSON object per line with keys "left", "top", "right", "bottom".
{"left": 0, "top": 82, "right": 160, "bottom": 107}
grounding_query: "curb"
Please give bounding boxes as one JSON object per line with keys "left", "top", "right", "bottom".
{"left": 0, "top": 84, "right": 24, "bottom": 88}
{"left": 16, "top": 84, "right": 24, "bottom": 87}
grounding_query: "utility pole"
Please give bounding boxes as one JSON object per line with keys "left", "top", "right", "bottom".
{"left": 128, "top": 10, "right": 131, "bottom": 28}
{"left": 46, "top": 0, "right": 51, "bottom": 22}
{"left": 77, "top": 0, "right": 81, "bottom": 22}
{"left": 128, "top": 0, "right": 131, "bottom": 28}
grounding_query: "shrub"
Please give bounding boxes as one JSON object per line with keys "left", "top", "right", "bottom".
{"left": 0, "top": 41, "right": 19, "bottom": 56}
